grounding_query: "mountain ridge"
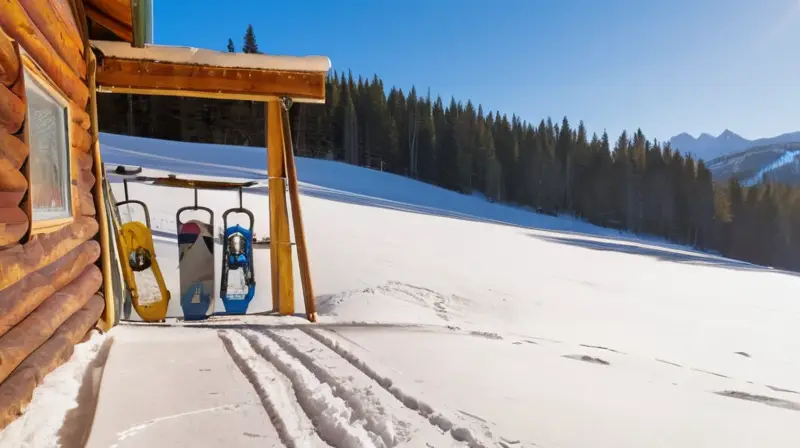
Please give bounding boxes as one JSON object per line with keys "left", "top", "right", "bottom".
{"left": 668, "top": 129, "right": 800, "bottom": 162}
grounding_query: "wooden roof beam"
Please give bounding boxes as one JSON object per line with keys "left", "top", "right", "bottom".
{"left": 85, "top": 3, "right": 133, "bottom": 43}
{"left": 95, "top": 57, "right": 327, "bottom": 103}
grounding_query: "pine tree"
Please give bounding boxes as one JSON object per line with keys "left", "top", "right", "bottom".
{"left": 227, "top": 38, "right": 235, "bottom": 53}
{"left": 242, "top": 25, "right": 260, "bottom": 54}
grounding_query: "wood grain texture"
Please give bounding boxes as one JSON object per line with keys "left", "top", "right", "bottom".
{"left": 0, "top": 264, "right": 101, "bottom": 384}
{"left": 84, "top": 3, "right": 132, "bottom": 42}
{"left": 0, "top": 83, "right": 25, "bottom": 134}
{"left": 0, "top": 293, "right": 103, "bottom": 430}
{"left": 0, "top": 240, "right": 100, "bottom": 337}
{"left": 18, "top": 0, "right": 86, "bottom": 79}
{"left": 85, "top": 0, "right": 132, "bottom": 27}
{"left": 0, "top": 131, "right": 28, "bottom": 169}
{"left": 266, "top": 102, "right": 295, "bottom": 315}
{"left": 0, "top": 29, "right": 20, "bottom": 86}
{"left": 69, "top": 100, "right": 90, "bottom": 130}
{"left": 47, "top": 0, "right": 83, "bottom": 51}
{"left": 0, "top": 216, "right": 98, "bottom": 291}
{"left": 281, "top": 106, "right": 316, "bottom": 322}
{"left": 70, "top": 122, "right": 91, "bottom": 151}
{"left": 0, "top": 0, "right": 89, "bottom": 106}
{"left": 0, "top": 207, "right": 28, "bottom": 247}
{"left": 79, "top": 189, "right": 95, "bottom": 216}
{"left": 96, "top": 58, "right": 327, "bottom": 102}
{"left": 0, "top": 156, "right": 27, "bottom": 194}
{"left": 78, "top": 168, "right": 95, "bottom": 192}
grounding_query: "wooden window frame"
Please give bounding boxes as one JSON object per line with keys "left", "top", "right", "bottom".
{"left": 19, "top": 51, "right": 77, "bottom": 235}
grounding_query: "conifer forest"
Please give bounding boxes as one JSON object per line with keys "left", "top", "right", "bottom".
{"left": 97, "top": 26, "right": 800, "bottom": 272}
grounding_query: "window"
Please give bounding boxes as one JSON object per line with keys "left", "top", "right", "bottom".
{"left": 23, "top": 69, "right": 73, "bottom": 225}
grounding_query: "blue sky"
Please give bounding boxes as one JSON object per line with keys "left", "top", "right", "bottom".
{"left": 153, "top": 0, "right": 799, "bottom": 142}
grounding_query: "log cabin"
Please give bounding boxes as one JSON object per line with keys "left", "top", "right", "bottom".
{"left": 0, "top": 0, "right": 329, "bottom": 430}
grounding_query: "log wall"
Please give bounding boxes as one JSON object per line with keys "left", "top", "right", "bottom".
{"left": 0, "top": 0, "right": 106, "bottom": 431}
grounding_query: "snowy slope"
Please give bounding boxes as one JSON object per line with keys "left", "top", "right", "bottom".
{"left": 5, "top": 132, "right": 800, "bottom": 447}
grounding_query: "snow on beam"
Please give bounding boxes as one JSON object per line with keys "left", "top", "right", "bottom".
{"left": 91, "top": 40, "right": 330, "bottom": 103}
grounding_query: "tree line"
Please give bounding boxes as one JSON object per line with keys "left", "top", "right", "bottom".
{"left": 96, "top": 25, "right": 800, "bottom": 272}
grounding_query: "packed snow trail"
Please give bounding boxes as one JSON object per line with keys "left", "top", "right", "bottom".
{"left": 218, "top": 326, "right": 499, "bottom": 448}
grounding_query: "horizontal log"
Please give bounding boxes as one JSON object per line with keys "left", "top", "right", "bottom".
{"left": 0, "top": 294, "right": 104, "bottom": 431}
{"left": 0, "top": 191, "right": 25, "bottom": 208}
{"left": 71, "top": 125, "right": 92, "bottom": 152}
{"left": 78, "top": 168, "right": 95, "bottom": 192}
{"left": 48, "top": 0, "right": 84, "bottom": 52}
{"left": 0, "top": 264, "right": 101, "bottom": 383}
{"left": 0, "top": 157, "right": 27, "bottom": 194}
{"left": 79, "top": 189, "right": 95, "bottom": 216}
{"left": 18, "top": 0, "right": 86, "bottom": 79}
{"left": 0, "top": 83, "right": 25, "bottom": 134}
{"left": 69, "top": 101, "right": 90, "bottom": 130}
{"left": 0, "top": 131, "right": 28, "bottom": 169}
{"left": 96, "top": 58, "right": 327, "bottom": 102}
{"left": 85, "top": 3, "right": 133, "bottom": 43}
{"left": 75, "top": 150, "right": 93, "bottom": 171}
{"left": 0, "top": 29, "right": 20, "bottom": 86}
{"left": 0, "top": 207, "right": 29, "bottom": 247}
{"left": 0, "top": 1, "right": 89, "bottom": 106}
{"left": 0, "top": 216, "right": 98, "bottom": 291}
{"left": 0, "top": 240, "right": 100, "bottom": 337}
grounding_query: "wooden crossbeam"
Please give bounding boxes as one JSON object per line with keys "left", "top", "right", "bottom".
{"left": 95, "top": 57, "right": 327, "bottom": 103}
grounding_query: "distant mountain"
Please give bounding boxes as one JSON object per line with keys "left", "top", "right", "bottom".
{"left": 706, "top": 142, "right": 800, "bottom": 186}
{"left": 668, "top": 129, "right": 800, "bottom": 162}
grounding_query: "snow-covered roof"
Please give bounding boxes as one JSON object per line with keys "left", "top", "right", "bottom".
{"left": 90, "top": 40, "right": 331, "bottom": 73}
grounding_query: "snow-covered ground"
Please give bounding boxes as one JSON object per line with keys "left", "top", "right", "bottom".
{"left": 5, "top": 132, "right": 800, "bottom": 447}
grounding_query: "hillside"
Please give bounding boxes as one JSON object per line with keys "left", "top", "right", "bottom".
{"left": 4, "top": 133, "right": 800, "bottom": 447}
{"left": 707, "top": 142, "right": 800, "bottom": 186}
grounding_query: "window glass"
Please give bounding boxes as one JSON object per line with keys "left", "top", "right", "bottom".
{"left": 24, "top": 71, "right": 72, "bottom": 221}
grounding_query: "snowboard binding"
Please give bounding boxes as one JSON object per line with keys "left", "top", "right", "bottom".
{"left": 220, "top": 188, "right": 256, "bottom": 314}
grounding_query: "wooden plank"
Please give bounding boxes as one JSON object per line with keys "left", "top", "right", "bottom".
{"left": 96, "top": 58, "right": 327, "bottom": 102}
{"left": 280, "top": 104, "right": 317, "bottom": 322}
{"left": 85, "top": 0, "right": 132, "bottom": 27}
{"left": 86, "top": 52, "right": 114, "bottom": 330}
{"left": 266, "top": 101, "right": 294, "bottom": 315}
{"left": 84, "top": 3, "right": 133, "bottom": 43}
{"left": 0, "top": 207, "right": 28, "bottom": 246}
{"left": 0, "top": 292, "right": 103, "bottom": 430}
{"left": 0, "top": 216, "right": 98, "bottom": 291}
{"left": 0, "top": 83, "right": 25, "bottom": 134}
{"left": 0, "top": 0, "right": 89, "bottom": 106}
{"left": 0, "top": 240, "right": 100, "bottom": 337}
{"left": 18, "top": 0, "right": 86, "bottom": 79}
{"left": 0, "top": 264, "right": 101, "bottom": 384}
{"left": 0, "top": 131, "right": 28, "bottom": 169}
{"left": 0, "top": 29, "right": 20, "bottom": 86}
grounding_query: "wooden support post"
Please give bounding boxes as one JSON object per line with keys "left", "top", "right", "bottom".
{"left": 266, "top": 101, "right": 294, "bottom": 315}
{"left": 280, "top": 99, "right": 316, "bottom": 322}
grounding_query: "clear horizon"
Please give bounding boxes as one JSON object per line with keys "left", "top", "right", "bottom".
{"left": 153, "top": 0, "right": 800, "bottom": 143}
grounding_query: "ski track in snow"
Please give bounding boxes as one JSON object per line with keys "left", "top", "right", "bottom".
{"left": 218, "top": 327, "right": 496, "bottom": 448}
{"left": 237, "top": 329, "right": 378, "bottom": 448}
{"left": 218, "top": 330, "right": 326, "bottom": 448}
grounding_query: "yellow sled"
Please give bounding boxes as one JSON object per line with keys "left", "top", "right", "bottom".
{"left": 114, "top": 179, "right": 170, "bottom": 322}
